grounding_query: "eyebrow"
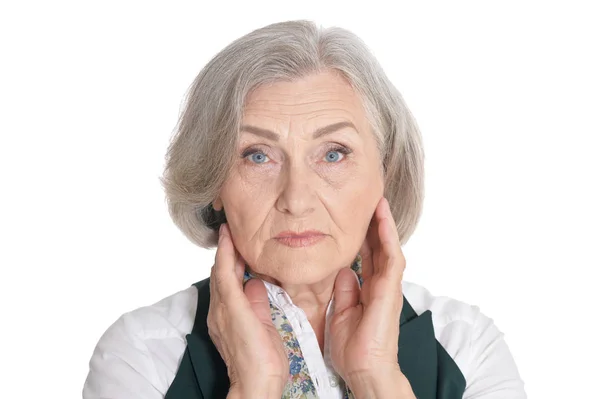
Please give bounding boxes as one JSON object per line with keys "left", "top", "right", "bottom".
{"left": 239, "top": 121, "right": 358, "bottom": 141}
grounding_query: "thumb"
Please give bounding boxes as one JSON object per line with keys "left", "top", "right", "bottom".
{"left": 244, "top": 279, "right": 273, "bottom": 327}
{"left": 333, "top": 267, "right": 360, "bottom": 317}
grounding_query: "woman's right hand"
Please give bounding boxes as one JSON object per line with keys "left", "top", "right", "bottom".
{"left": 207, "top": 223, "right": 288, "bottom": 399}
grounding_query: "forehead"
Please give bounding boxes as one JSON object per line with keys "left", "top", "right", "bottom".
{"left": 242, "top": 71, "right": 367, "bottom": 124}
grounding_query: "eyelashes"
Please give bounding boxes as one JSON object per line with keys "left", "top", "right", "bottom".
{"left": 240, "top": 144, "right": 353, "bottom": 166}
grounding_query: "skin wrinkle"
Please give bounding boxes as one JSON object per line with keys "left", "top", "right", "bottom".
{"left": 213, "top": 70, "right": 385, "bottom": 337}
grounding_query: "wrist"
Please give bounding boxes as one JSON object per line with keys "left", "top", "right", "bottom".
{"left": 346, "top": 367, "right": 415, "bottom": 399}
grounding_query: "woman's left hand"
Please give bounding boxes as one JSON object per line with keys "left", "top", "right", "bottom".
{"left": 329, "top": 196, "right": 414, "bottom": 397}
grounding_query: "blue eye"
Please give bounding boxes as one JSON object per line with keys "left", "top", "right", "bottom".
{"left": 250, "top": 152, "right": 268, "bottom": 164}
{"left": 242, "top": 149, "right": 270, "bottom": 164}
{"left": 241, "top": 145, "right": 351, "bottom": 165}
{"left": 325, "top": 150, "right": 341, "bottom": 162}
{"left": 324, "top": 145, "right": 351, "bottom": 163}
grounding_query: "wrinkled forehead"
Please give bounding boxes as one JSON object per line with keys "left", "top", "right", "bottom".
{"left": 243, "top": 72, "right": 362, "bottom": 112}
{"left": 240, "top": 73, "right": 370, "bottom": 140}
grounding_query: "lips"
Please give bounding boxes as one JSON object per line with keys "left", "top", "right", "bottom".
{"left": 274, "top": 230, "right": 326, "bottom": 248}
{"left": 275, "top": 230, "right": 324, "bottom": 239}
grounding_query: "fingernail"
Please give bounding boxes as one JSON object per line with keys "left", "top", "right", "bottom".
{"left": 353, "top": 270, "right": 361, "bottom": 286}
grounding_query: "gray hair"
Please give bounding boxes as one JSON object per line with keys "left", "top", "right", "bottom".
{"left": 159, "top": 20, "right": 424, "bottom": 248}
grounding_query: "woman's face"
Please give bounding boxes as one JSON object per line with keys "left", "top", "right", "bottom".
{"left": 214, "top": 70, "right": 385, "bottom": 286}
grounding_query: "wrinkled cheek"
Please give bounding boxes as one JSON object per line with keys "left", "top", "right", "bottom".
{"left": 230, "top": 184, "right": 278, "bottom": 237}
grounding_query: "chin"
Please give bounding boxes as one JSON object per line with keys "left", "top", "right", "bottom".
{"left": 260, "top": 258, "right": 340, "bottom": 287}
{"left": 250, "top": 240, "right": 356, "bottom": 285}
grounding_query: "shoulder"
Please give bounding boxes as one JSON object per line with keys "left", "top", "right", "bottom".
{"left": 402, "top": 279, "right": 483, "bottom": 327}
{"left": 402, "top": 280, "right": 527, "bottom": 398}
{"left": 120, "top": 283, "right": 199, "bottom": 341}
{"left": 402, "top": 280, "right": 475, "bottom": 376}
{"left": 83, "top": 284, "right": 198, "bottom": 398}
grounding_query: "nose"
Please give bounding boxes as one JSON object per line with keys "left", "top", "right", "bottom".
{"left": 275, "top": 161, "right": 316, "bottom": 217}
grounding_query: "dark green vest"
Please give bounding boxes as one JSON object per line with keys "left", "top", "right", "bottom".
{"left": 165, "top": 278, "right": 466, "bottom": 398}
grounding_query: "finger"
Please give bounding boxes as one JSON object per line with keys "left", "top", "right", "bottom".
{"left": 380, "top": 198, "right": 406, "bottom": 278}
{"left": 209, "top": 262, "right": 222, "bottom": 306}
{"left": 233, "top": 248, "right": 246, "bottom": 282}
{"left": 358, "top": 237, "right": 374, "bottom": 281}
{"left": 372, "top": 199, "right": 406, "bottom": 315}
{"left": 214, "top": 223, "right": 244, "bottom": 301}
{"left": 244, "top": 279, "right": 273, "bottom": 327}
{"left": 376, "top": 197, "right": 394, "bottom": 245}
{"left": 366, "top": 201, "right": 381, "bottom": 257}
{"left": 380, "top": 197, "right": 399, "bottom": 247}
{"left": 361, "top": 201, "right": 379, "bottom": 278}
{"left": 209, "top": 264, "right": 216, "bottom": 300}
{"left": 333, "top": 267, "right": 360, "bottom": 318}
{"left": 365, "top": 197, "right": 386, "bottom": 274}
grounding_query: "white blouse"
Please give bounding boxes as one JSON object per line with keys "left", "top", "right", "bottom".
{"left": 82, "top": 279, "right": 527, "bottom": 398}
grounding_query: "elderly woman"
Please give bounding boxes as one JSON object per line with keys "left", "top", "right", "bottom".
{"left": 83, "top": 20, "right": 526, "bottom": 399}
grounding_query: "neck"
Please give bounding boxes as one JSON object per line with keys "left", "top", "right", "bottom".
{"left": 255, "top": 268, "right": 337, "bottom": 321}
{"left": 243, "top": 254, "right": 363, "bottom": 354}
{"left": 245, "top": 253, "right": 362, "bottom": 315}
{"left": 251, "top": 268, "right": 339, "bottom": 354}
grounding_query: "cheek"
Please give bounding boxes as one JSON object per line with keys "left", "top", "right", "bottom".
{"left": 236, "top": 163, "right": 277, "bottom": 183}
{"left": 321, "top": 157, "right": 382, "bottom": 198}
{"left": 325, "top": 164, "right": 383, "bottom": 237}
{"left": 220, "top": 178, "right": 275, "bottom": 241}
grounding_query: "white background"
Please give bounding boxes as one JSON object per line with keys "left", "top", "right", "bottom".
{"left": 1, "top": 1, "right": 598, "bottom": 397}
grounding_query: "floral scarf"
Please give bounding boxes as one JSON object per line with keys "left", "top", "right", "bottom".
{"left": 243, "top": 255, "right": 364, "bottom": 399}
